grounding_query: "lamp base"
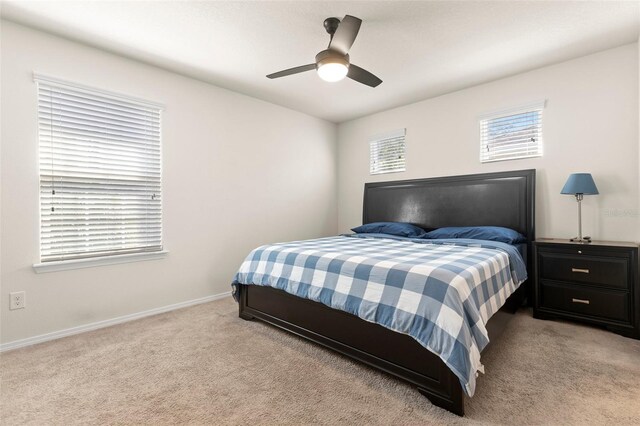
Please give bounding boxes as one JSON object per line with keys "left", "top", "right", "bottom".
{"left": 570, "top": 236, "right": 592, "bottom": 243}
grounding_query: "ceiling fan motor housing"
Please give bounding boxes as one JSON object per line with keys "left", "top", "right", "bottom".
{"left": 315, "top": 49, "right": 349, "bottom": 69}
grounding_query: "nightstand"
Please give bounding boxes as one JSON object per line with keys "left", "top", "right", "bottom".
{"left": 533, "top": 239, "right": 639, "bottom": 339}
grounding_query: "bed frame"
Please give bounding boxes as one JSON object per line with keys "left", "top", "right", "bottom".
{"left": 237, "top": 169, "right": 535, "bottom": 416}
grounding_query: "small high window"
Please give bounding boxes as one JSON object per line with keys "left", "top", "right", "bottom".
{"left": 479, "top": 101, "right": 545, "bottom": 163}
{"left": 370, "top": 129, "right": 406, "bottom": 175}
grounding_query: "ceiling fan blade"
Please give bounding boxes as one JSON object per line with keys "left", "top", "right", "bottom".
{"left": 329, "top": 15, "right": 362, "bottom": 55}
{"left": 266, "top": 64, "right": 316, "bottom": 79}
{"left": 347, "top": 64, "right": 382, "bottom": 88}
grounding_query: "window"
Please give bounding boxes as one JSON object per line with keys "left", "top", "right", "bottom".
{"left": 370, "top": 128, "right": 406, "bottom": 175}
{"left": 479, "top": 101, "right": 545, "bottom": 163}
{"left": 36, "top": 75, "right": 163, "bottom": 263}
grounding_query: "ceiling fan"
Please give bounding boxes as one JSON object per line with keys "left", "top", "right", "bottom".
{"left": 266, "top": 15, "right": 382, "bottom": 88}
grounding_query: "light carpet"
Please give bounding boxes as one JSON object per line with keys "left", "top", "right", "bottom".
{"left": 1, "top": 297, "right": 639, "bottom": 425}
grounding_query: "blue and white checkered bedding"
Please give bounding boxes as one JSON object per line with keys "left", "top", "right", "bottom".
{"left": 232, "top": 234, "right": 526, "bottom": 397}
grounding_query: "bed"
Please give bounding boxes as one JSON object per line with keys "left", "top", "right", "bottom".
{"left": 233, "top": 169, "right": 535, "bottom": 416}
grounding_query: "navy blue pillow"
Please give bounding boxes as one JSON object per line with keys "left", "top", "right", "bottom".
{"left": 351, "top": 222, "right": 426, "bottom": 238}
{"left": 423, "top": 226, "right": 526, "bottom": 244}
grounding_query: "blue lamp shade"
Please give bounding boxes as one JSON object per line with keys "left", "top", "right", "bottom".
{"left": 561, "top": 173, "right": 599, "bottom": 195}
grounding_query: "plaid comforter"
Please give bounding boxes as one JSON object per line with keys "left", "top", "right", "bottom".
{"left": 232, "top": 235, "right": 526, "bottom": 396}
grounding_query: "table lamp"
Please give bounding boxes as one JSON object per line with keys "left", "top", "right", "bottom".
{"left": 561, "top": 173, "right": 599, "bottom": 243}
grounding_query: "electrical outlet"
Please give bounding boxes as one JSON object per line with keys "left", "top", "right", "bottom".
{"left": 10, "top": 291, "right": 26, "bottom": 310}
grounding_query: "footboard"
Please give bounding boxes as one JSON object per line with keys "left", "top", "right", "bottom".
{"left": 238, "top": 284, "right": 466, "bottom": 415}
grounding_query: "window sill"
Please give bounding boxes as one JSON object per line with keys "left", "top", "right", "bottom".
{"left": 33, "top": 250, "right": 168, "bottom": 274}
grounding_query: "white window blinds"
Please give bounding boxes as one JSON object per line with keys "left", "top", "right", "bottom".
{"left": 36, "top": 75, "right": 163, "bottom": 262}
{"left": 479, "top": 101, "right": 545, "bottom": 163}
{"left": 370, "top": 128, "right": 406, "bottom": 175}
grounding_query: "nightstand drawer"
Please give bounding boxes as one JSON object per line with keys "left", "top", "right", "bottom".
{"left": 538, "top": 253, "right": 628, "bottom": 289}
{"left": 540, "top": 281, "right": 629, "bottom": 323}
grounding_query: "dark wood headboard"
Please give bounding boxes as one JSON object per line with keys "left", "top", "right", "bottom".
{"left": 363, "top": 169, "right": 535, "bottom": 240}
{"left": 363, "top": 169, "right": 536, "bottom": 300}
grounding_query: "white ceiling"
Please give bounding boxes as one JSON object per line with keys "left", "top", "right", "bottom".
{"left": 2, "top": 1, "right": 639, "bottom": 123}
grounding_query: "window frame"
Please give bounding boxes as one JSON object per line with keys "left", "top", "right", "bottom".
{"left": 32, "top": 73, "right": 166, "bottom": 273}
{"left": 479, "top": 100, "right": 545, "bottom": 163}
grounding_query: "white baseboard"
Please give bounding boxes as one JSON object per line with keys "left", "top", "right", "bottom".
{"left": 0, "top": 291, "right": 232, "bottom": 353}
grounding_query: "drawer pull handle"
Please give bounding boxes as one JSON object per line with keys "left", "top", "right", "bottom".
{"left": 572, "top": 298, "right": 590, "bottom": 305}
{"left": 571, "top": 268, "right": 590, "bottom": 274}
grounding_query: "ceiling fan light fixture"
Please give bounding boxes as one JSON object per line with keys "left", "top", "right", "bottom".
{"left": 317, "top": 61, "right": 349, "bottom": 82}
{"left": 315, "top": 51, "right": 349, "bottom": 82}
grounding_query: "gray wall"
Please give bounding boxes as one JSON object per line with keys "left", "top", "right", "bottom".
{"left": 337, "top": 44, "right": 639, "bottom": 243}
{"left": 0, "top": 21, "right": 338, "bottom": 344}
